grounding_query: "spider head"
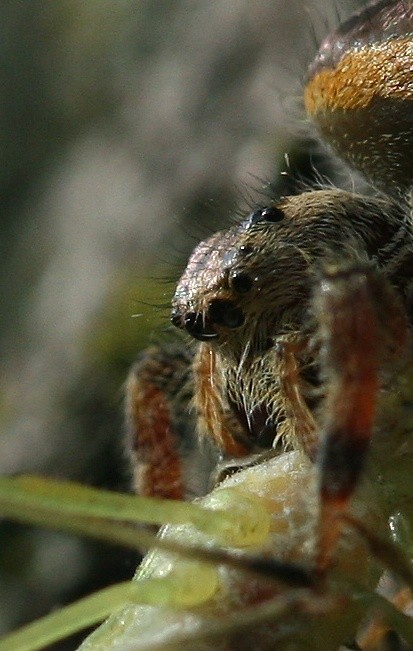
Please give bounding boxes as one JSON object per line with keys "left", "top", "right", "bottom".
{"left": 171, "top": 188, "right": 405, "bottom": 361}
{"left": 170, "top": 199, "right": 310, "bottom": 353}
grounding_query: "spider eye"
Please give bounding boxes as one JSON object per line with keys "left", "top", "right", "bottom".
{"left": 239, "top": 244, "right": 254, "bottom": 255}
{"left": 249, "top": 206, "right": 285, "bottom": 225}
{"left": 209, "top": 299, "right": 245, "bottom": 329}
{"left": 170, "top": 311, "right": 182, "bottom": 328}
{"left": 179, "top": 311, "right": 219, "bottom": 341}
{"left": 230, "top": 271, "right": 253, "bottom": 294}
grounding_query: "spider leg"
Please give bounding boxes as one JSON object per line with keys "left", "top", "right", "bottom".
{"left": 125, "top": 342, "right": 194, "bottom": 500}
{"left": 357, "top": 575, "right": 413, "bottom": 651}
{"left": 313, "top": 263, "right": 409, "bottom": 575}
{"left": 193, "top": 342, "right": 251, "bottom": 457}
{"left": 276, "top": 335, "right": 319, "bottom": 461}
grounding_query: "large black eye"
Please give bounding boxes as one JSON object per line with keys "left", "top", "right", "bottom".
{"left": 230, "top": 271, "right": 253, "bottom": 294}
{"left": 181, "top": 312, "right": 218, "bottom": 341}
{"left": 249, "top": 206, "right": 285, "bottom": 225}
{"left": 209, "top": 299, "right": 245, "bottom": 329}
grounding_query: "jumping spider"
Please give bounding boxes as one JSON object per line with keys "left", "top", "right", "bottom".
{"left": 121, "top": 0, "right": 413, "bottom": 648}
{"left": 0, "top": 1, "right": 413, "bottom": 650}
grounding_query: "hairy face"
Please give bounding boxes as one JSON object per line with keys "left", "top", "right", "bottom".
{"left": 171, "top": 188, "right": 403, "bottom": 361}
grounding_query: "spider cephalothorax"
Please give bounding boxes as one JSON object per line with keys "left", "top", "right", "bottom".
{"left": 170, "top": 189, "right": 412, "bottom": 455}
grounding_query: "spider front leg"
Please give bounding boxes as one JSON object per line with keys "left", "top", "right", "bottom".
{"left": 275, "top": 334, "right": 319, "bottom": 461}
{"left": 313, "top": 262, "right": 409, "bottom": 576}
{"left": 193, "top": 341, "right": 253, "bottom": 458}
{"left": 126, "top": 341, "right": 203, "bottom": 500}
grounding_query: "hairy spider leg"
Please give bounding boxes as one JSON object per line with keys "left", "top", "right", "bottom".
{"left": 314, "top": 263, "right": 409, "bottom": 575}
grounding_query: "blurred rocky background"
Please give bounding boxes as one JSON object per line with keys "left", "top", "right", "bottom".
{"left": 0, "top": 1, "right": 364, "bottom": 648}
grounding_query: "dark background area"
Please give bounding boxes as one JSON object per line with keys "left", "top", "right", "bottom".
{"left": 0, "top": 1, "right": 366, "bottom": 648}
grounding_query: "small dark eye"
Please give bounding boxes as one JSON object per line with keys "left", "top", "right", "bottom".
{"left": 230, "top": 271, "right": 253, "bottom": 294}
{"left": 261, "top": 206, "right": 285, "bottom": 222}
{"left": 170, "top": 310, "right": 183, "bottom": 329}
{"left": 239, "top": 244, "right": 254, "bottom": 256}
{"left": 249, "top": 206, "right": 285, "bottom": 225}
